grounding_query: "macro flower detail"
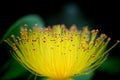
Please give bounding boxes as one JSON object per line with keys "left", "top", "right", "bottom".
{"left": 4, "top": 24, "right": 119, "bottom": 80}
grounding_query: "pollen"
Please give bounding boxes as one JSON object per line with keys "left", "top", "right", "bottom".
{"left": 4, "top": 24, "right": 119, "bottom": 80}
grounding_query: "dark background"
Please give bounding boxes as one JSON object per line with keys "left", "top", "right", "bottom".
{"left": 0, "top": 0, "right": 120, "bottom": 40}
{"left": 0, "top": 0, "right": 120, "bottom": 80}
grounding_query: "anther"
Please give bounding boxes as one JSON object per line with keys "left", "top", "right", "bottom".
{"left": 72, "top": 44, "right": 75, "bottom": 46}
{"left": 24, "top": 24, "right": 28, "bottom": 28}
{"left": 4, "top": 40, "right": 8, "bottom": 43}
{"left": 43, "top": 41, "right": 46, "bottom": 43}
{"left": 33, "top": 48, "right": 36, "bottom": 51}
{"left": 61, "top": 24, "right": 67, "bottom": 33}
{"left": 100, "top": 34, "right": 107, "bottom": 38}
{"left": 96, "top": 38, "right": 100, "bottom": 43}
{"left": 95, "top": 29, "right": 99, "bottom": 34}
{"left": 61, "top": 24, "right": 66, "bottom": 29}
{"left": 12, "top": 43, "right": 16, "bottom": 46}
{"left": 91, "top": 55, "right": 96, "bottom": 58}
{"left": 60, "top": 40, "right": 63, "bottom": 42}
{"left": 34, "top": 24, "right": 38, "bottom": 27}
{"left": 91, "top": 29, "right": 95, "bottom": 33}
{"left": 102, "top": 42, "right": 105, "bottom": 45}
{"left": 11, "top": 35, "right": 15, "bottom": 38}
{"left": 70, "top": 24, "right": 77, "bottom": 32}
{"left": 32, "top": 39, "right": 37, "bottom": 42}
{"left": 107, "top": 37, "right": 111, "bottom": 41}
{"left": 117, "top": 40, "right": 120, "bottom": 43}
{"left": 83, "top": 26, "right": 89, "bottom": 31}
{"left": 14, "top": 48, "right": 18, "bottom": 51}
{"left": 45, "top": 28, "right": 49, "bottom": 31}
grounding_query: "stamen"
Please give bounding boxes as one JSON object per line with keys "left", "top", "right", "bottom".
{"left": 4, "top": 24, "right": 119, "bottom": 80}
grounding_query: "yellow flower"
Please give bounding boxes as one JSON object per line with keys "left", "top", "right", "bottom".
{"left": 4, "top": 24, "right": 119, "bottom": 80}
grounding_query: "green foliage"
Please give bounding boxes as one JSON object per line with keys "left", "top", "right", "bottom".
{"left": 73, "top": 72, "right": 94, "bottom": 80}
{"left": 1, "top": 58, "right": 26, "bottom": 80}
{"left": 98, "top": 57, "right": 120, "bottom": 74}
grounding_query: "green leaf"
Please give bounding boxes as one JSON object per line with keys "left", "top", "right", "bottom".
{"left": 1, "top": 58, "right": 27, "bottom": 80}
{"left": 98, "top": 57, "right": 120, "bottom": 74}
{"left": 73, "top": 72, "right": 94, "bottom": 80}
{"left": 0, "top": 14, "right": 44, "bottom": 43}
{"left": 40, "top": 72, "right": 94, "bottom": 80}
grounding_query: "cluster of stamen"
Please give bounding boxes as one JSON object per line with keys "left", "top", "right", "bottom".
{"left": 4, "top": 24, "right": 119, "bottom": 80}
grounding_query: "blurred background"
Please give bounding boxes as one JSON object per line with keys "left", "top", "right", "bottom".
{"left": 0, "top": 0, "right": 120, "bottom": 80}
